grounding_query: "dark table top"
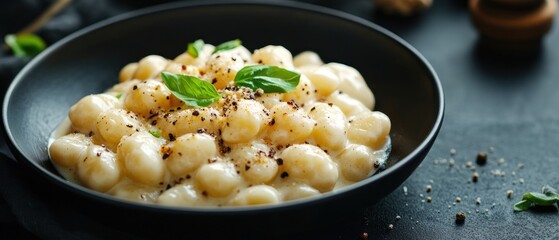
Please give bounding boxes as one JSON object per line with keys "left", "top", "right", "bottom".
{"left": 2, "top": 0, "right": 559, "bottom": 239}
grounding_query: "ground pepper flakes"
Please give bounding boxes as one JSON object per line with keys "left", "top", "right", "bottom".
{"left": 168, "top": 133, "right": 176, "bottom": 142}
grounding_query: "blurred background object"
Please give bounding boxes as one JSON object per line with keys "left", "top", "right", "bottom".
{"left": 0, "top": 0, "right": 178, "bottom": 74}
{"left": 374, "top": 0, "right": 433, "bottom": 16}
{"left": 469, "top": 0, "right": 557, "bottom": 55}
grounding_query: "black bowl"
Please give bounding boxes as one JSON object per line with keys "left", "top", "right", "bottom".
{"left": 2, "top": 0, "right": 443, "bottom": 238}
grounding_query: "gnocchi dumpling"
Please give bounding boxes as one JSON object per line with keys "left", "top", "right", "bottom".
{"left": 156, "top": 107, "right": 221, "bottom": 139}
{"left": 96, "top": 109, "right": 142, "bottom": 150}
{"left": 195, "top": 162, "right": 241, "bottom": 198}
{"left": 326, "top": 63, "right": 375, "bottom": 109}
{"left": 49, "top": 133, "right": 91, "bottom": 168}
{"left": 229, "top": 142, "right": 278, "bottom": 184}
{"left": 108, "top": 79, "right": 140, "bottom": 98}
{"left": 78, "top": 145, "right": 121, "bottom": 192}
{"left": 124, "top": 80, "right": 172, "bottom": 118}
{"left": 293, "top": 51, "right": 323, "bottom": 68}
{"left": 221, "top": 99, "right": 269, "bottom": 144}
{"left": 326, "top": 91, "right": 370, "bottom": 117}
{"left": 348, "top": 111, "right": 391, "bottom": 150}
{"left": 338, "top": 144, "right": 380, "bottom": 182}
{"left": 307, "top": 102, "right": 348, "bottom": 151}
{"left": 252, "top": 45, "right": 294, "bottom": 70}
{"left": 166, "top": 133, "right": 217, "bottom": 176}
{"left": 119, "top": 63, "right": 138, "bottom": 82}
{"left": 133, "top": 55, "right": 168, "bottom": 80}
{"left": 205, "top": 46, "right": 252, "bottom": 89}
{"left": 205, "top": 52, "right": 244, "bottom": 89}
{"left": 229, "top": 185, "right": 281, "bottom": 206}
{"left": 266, "top": 102, "right": 315, "bottom": 145}
{"left": 163, "top": 62, "right": 202, "bottom": 78}
{"left": 255, "top": 93, "right": 282, "bottom": 109}
{"left": 69, "top": 94, "right": 120, "bottom": 135}
{"left": 157, "top": 184, "right": 201, "bottom": 207}
{"left": 279, "top": 184, "right": 320, "bottom": 201}
{"left": 300, "top": 66, "right": 340, "bottom": 97}
{"left": 109, "top": 179, "right": 161, "bottom": 203}
{"left": 281, "top": 74, "right": 316, "bottom": 106}
{"left": 117, "top": 132, "right": 166, "bottom": 186}
{"left": 281, "top": 144, "right": 339, "bottom": 192}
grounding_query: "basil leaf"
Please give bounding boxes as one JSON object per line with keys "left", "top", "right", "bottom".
{"left": 149, "top": 131, "right": 161, "bottom": 138}
{"left": 543, "top": 185, "right": 559, "bottom": 197}
{"left": 187, "top": 39, "right": 204, "bottom": 58}
{"left": 522, "top": 192, "right": 557, "bottom": 206}
{"left": 234, "top": 65, "right": 300, "bottom": 93}
{"left": 115, "top": 93, "right": 122, "bottom": 99}
{"left": 160, "top": 72, "right": 220, "bottom": 108}
{"left": 5, "top": 34, "right": 46, "bottom": 57}
{"left": 513, "top": 200, "right": 532, "bottom": 212}
{"left": 212, "top": 39, "right": 241, "bottom": 54}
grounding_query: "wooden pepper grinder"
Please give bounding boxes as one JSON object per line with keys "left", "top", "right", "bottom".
{"left": 470, "top": 0, "right": 557, "bottom": 54}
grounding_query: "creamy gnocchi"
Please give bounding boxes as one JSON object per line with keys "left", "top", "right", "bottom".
{"left": 49, "top": 41, "right": 391, "bottom": 207}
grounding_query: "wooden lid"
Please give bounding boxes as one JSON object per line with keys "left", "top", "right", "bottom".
{"left": 470, "top": 0, "right": 556, "bottom": 42}
{"left": 484, "top": 0, "right": 544, "bottom": 8}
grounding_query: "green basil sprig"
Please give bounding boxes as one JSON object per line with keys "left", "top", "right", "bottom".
{"left": 213, "top": 39, "right": 241, "bottom": 54}
{"left": 160, "top": 72, "right": 220, "bottom": 108}
{"left": 5, "top": 33, "right": 46, "bottom": 57}
{"left": 234, "top": 65, "right": 300, "bottom": 93}
{"left": 514, "top": 185, "right": 559, "bottom": 212}
{"left": 513, "top": 200, "right": 532, "bottom": 212}
{"left": 187, "top": 39, "right": 204, "bottom": 58}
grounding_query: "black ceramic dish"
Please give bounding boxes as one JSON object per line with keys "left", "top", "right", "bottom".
{"left": 2, "top": 0, "right": 443, "bottom": 238}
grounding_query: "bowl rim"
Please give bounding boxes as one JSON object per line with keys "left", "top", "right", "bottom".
{"left": 2, "top": 0, "right": 444, "bottom": 214}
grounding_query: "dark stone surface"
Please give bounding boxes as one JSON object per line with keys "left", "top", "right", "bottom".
{"left": 1, "top": 0, "right": 558, "bottom": 239}
{"left": 345, "top": 1, "right": 559, "bottom": 239}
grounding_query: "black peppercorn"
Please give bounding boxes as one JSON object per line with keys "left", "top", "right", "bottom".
{"left": 455, "top": 211, "right": 466, "bottom": 224}
{"left": 476, "top": 152, "right": 488, "bottom": 165}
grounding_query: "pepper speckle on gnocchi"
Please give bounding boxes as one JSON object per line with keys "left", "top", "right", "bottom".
{"left": 48, "top": 39, "right": 391, "bottom": 207}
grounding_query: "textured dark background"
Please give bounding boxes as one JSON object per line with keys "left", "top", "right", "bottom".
{"left": 2, "top": 0, "right": 559, "bottom": 239}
